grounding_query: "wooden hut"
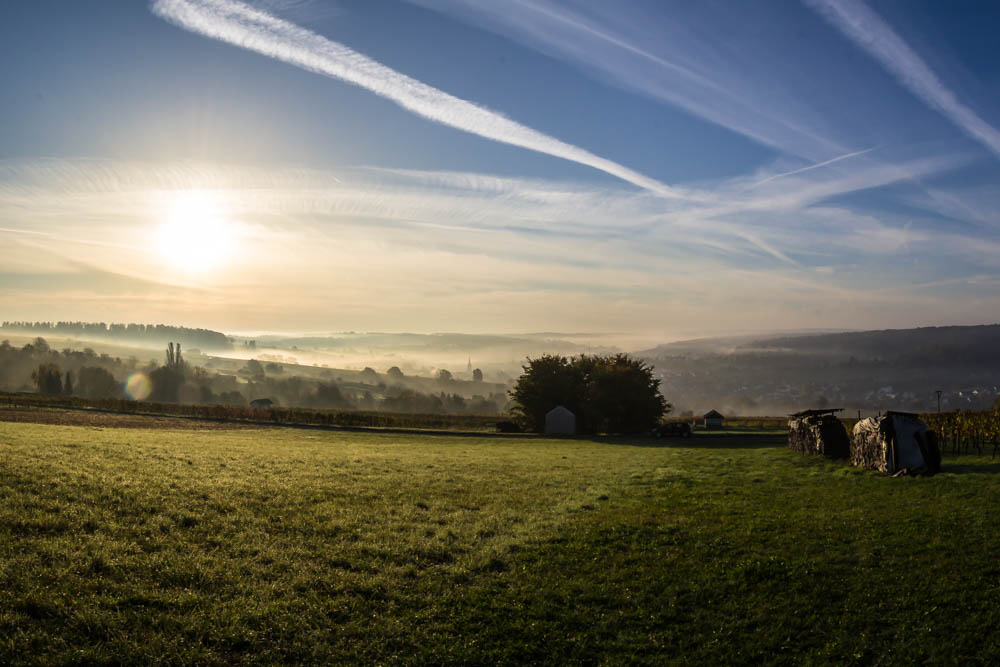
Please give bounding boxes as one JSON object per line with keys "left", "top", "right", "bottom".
{"left": 787, "top": 408, "right": 849, "bottom": 458}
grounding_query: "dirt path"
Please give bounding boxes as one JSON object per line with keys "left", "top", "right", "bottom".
{"left": 0, "top": 407, "right": 258, "bottom": 430}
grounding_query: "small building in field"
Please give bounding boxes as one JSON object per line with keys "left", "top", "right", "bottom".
{"left": 545, "top": 405, "right": 576, "bottom": 435}
{"left": 851, "top": 411, "right": 941, "bottom": 475}
{"left": 788, "top": 408, "right": 849, "bottom": 458}
{"left": 250, "top": 398, "right": 274, "bottom": 410}
{"left": 703, "top": 410, "right": 724, "bottom": 429}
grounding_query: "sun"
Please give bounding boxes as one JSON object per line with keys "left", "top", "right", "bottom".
{"left": 156, "top": 191, "right": 233, "bottom": 273}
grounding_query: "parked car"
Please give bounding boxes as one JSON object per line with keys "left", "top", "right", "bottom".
{"left": 494, "top": 420, "right": 523, "bottom": 433}
{"left": 651, "top": 421, "right": 692, "bottom": 438}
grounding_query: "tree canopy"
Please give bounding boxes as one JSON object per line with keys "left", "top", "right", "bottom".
{"left": 510, "top": 354, "right": 668, "bottom": 434}
{"left": 32, "top": 363, "right": 63, "bottom": 395}
{"left": 76, "top": 366, "right": 120, "bottom": 399}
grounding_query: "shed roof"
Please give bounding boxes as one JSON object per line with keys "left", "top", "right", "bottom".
{"left": 703, "top": 409, "right": 724, "bottom": 419}
{"left": 789, "top": 408, "right": 844, "bottom": 418}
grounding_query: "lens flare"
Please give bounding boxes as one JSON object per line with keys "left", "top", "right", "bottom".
{"left": 125, "top": 373, "right": 152, "bottom": 401}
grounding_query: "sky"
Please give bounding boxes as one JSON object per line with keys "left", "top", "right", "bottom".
{"left": 1, "top": 0, "right": 999, "bottom": 341}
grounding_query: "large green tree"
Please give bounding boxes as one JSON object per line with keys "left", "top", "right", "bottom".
{"left": 580, "top": 354, "right": 670, "bottom": 434}
{"left": 510, "top": 354, "right": 668, "bottom": 434}
{"left": 31, "top": 363, "right": 63, "bottom": 395}
{"left": 309, "top": 383, "right": 351, "bottom": 409}
{"left": 76, "top": 366, "right": 120, "bottom": 400}
{"left": 148, "top": 366, "right": 184, "bottom": 403}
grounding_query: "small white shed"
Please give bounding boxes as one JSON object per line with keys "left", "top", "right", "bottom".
{"left": 703, "top": 409, "right": 724, "bottom": 429}
{"left": 545, "top": 405, "right": 576, "bottom": 435}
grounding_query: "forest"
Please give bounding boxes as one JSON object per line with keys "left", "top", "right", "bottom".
{"left": 0, "top": 337, "right": 508, "bottom": 416}
{"left": 1, "top": 321, "right": 232, "bottom": 351}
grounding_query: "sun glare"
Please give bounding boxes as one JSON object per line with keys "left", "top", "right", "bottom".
{"left": 156, "top": 191, "right": 233, "bottom": 273}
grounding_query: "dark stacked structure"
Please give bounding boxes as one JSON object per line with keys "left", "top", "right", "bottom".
{"left": 787, "top": 408, "right": 850, "bottom": 459}
{"left": 851, "top": 411, "right": 941, "bottom": 476}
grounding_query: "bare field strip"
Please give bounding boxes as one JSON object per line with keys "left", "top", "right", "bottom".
{"left": 0, "top": 407, "right": 258, "bottom": 430}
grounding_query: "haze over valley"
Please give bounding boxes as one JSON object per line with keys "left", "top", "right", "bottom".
{"left": 3, "top": 320, "right": 997, "bottom": 417}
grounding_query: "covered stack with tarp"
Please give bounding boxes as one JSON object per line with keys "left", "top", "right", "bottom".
{"left": 851, "top": 411, "right": 941, "bottom": 476}
{"left": 787, "top": 408, "right": 850, "bottom": 458}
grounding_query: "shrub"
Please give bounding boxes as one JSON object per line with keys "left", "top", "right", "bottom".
{"left": 510, "top": 354, "right": 668, "bottom": 434}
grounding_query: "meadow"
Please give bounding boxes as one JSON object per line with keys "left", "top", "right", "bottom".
{"left": 2, "top": 393, "right": 795, "bottom": 434}
{"left": 0, "top": 392, "right": 501, "bottom": 433}
{"left": 3, "top": 416, "right": 1000, "bottom": 664}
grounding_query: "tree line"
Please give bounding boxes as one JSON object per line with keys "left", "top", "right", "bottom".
{"left": 5, "top": 338, "right": 668, "bottom": 431}
{"left": 1, "top": 321, "right": 231, "bottom": 350}
{"left": 2, "top": 338, "right": 505, "bottom": 416}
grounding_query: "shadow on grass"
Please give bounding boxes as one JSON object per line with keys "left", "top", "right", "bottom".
{"left": 581, "top": 435, "right": 786, "bottom": 450}
{"left": 940, "top": 462, "right": 1000, "bottom": 475}
{"left": 665, "top": 436, "right": 786, "bottom": 451}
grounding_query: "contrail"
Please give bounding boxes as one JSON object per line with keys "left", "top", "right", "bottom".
{"left": 805, "top": 0, "right": 1000, "bottom": 158}
{"left": 150, "top": 0, "right": 687, "bottom": 198}
{"left": 749, "top": 147, "right": 874, "bottom": 188}
{"left": 0, "top": 226, "right": 142, "bottom": 251}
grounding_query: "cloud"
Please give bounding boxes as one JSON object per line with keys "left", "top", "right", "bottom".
{"left": 804, "top": 0, "right": 1000, "bottom": 159}
{"left": 0, "top": 154, "right": 969, "bottom": 273}
{"left": 409, "top": 0, "right": 852, "bottom": 161}
{"left": 149, "top": 0, "right": 687, "bottom": 198}
{"left": 748, "top": 147, "right": 875, "bottom": 188}
{"left": 3, "top": 156, "right": 998, "bottom": 335}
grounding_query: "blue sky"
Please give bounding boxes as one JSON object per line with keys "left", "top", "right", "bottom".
{"left": 1, "top": 0, "right": 999, "bottom": 340}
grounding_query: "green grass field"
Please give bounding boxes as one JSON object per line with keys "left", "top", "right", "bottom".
{"left": 3, "top": 420, "right": 1000, "bottom": 664}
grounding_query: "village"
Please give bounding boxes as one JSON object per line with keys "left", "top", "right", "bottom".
{"left": 654, "top": 365, "right": 999, "bottom": 416}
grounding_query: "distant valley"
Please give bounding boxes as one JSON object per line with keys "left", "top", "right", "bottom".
{"left": 639, "top": 324, "right": 1000, "bottom": 416}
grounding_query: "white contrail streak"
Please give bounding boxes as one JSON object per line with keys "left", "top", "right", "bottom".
{"left": 150, "top": 0, "right": 686, "bottom": 198}
{"left": 805, "top": 0, "right": 1000, "bottom": 158}
{"left": 749, "top": 147, "right": 874, "bottom": 188}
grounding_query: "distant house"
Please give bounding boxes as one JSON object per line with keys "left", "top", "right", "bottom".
{"left": 703, "top": 410, "right": 724, "bottom": 429}
{"left": 545, "top": 405, "right": 576, "bottom": 435}
{"left": 250, "top": 398, "right": 274, "bottom": 410}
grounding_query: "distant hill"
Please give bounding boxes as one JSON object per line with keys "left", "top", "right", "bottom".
{"left": 636, "top": 329, "right": 848, "bottom": 357}
{"left": 638, "top": 324, "right": 1000, "bottom": 415}
{"left": 738, "top": 325, "right": 1000, "bottom": 365}
{"left": 252, "top": 332, "right": 559, "bottom": 351}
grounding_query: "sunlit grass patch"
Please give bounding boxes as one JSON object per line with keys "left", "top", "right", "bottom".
{"left": 2, "top": 423, "right": 1000, "bottom": 663}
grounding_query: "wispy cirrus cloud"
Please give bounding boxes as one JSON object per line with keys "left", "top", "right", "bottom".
{"left": 0, "top": 154, "right": 972, "bottom": 274}
{"left": 149, "top": 0, "right": 687, "bottom": 198}
{"left": 409, "top": 0, "right": 853, "bottom": 161}
{"left": 804, "top": 0, "right": 1000, "bottom": 159}
{"left": 1, "top": 157, "right": 997, "bottom": 334}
